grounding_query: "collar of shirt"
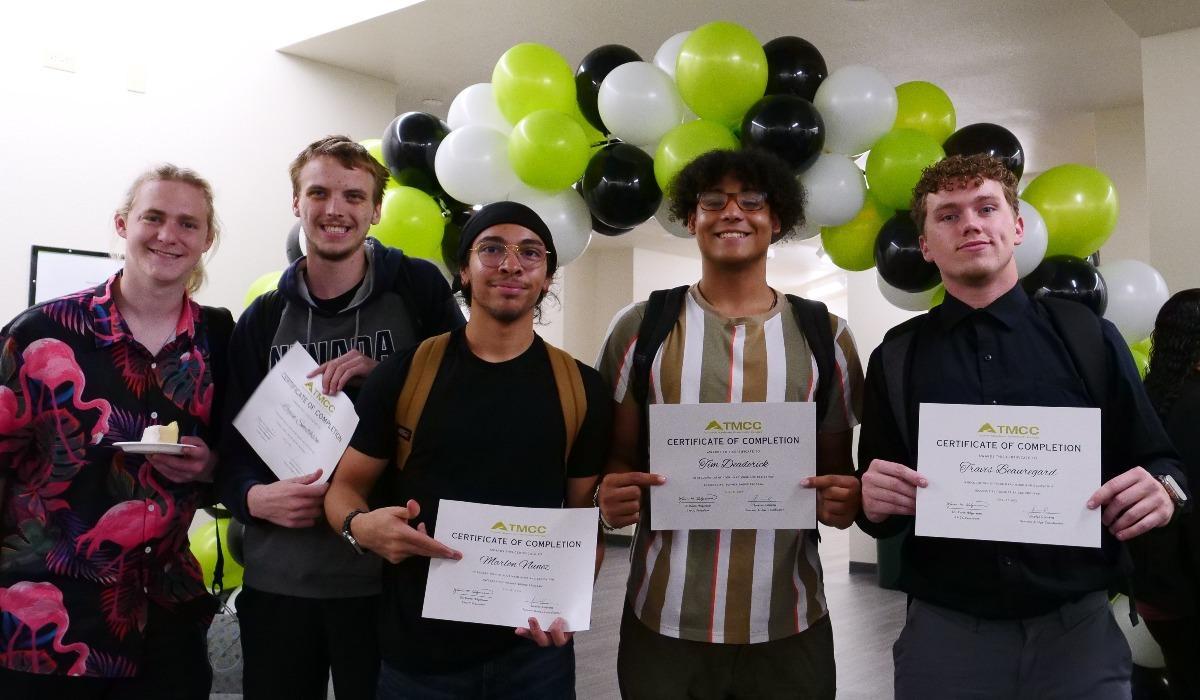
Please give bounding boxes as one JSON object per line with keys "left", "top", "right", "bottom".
{"left": 88, "top": 272, "right": 199, "bottom": 350}
{"left": 936, "top": 283, "right": 1030, "bottom": 332}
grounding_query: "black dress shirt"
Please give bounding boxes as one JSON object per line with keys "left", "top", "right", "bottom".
{"left": 857, "top": 284, "right": 1184, "bottom": 619}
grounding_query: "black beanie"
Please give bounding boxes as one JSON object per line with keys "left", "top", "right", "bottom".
{"left": 454, "top": 201, "right": 557, "bottom": 279}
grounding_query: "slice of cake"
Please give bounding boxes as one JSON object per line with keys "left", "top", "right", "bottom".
{"left": 141, "top": 421, "right": 179, "bottom": 444}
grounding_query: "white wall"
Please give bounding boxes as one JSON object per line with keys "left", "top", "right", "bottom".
{"left": 1094, "top": 104, "right": 1150, "bottom": 264}
{"left": 1, "top": 3, "right": 400, "bottom": 322}
{"left": 1142, "top": 26, "right": 1200, "bottom": 293}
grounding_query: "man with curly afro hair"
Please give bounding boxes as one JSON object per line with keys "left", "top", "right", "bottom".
{"left": 857, "top": 153, "right": 1186, "bottom": 698}
{"left": 593, "top": 148, "right": 865, "bottom": 699}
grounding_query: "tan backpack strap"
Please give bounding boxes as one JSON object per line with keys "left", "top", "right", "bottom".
{"left": 545, "top": 343, "right": 587, "bottom": 464}
{"left": 393, "top": 332, "right": 451, "bottom": 471}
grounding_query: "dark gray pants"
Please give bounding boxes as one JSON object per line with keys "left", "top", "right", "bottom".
{"left": 893, "top": 592, "right": 1131, "bottom": 700}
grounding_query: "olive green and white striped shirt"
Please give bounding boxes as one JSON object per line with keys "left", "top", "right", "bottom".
{"left": 598, "top": 285, "right": 863, "bottom": 644}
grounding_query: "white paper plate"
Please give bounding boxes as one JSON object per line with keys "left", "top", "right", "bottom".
{"left": 113, "top": 442, "right": 193, "bottom": 455}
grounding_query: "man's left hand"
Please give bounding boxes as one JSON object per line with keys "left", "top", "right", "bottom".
{"left": 806, "top": 474, "right": 861, "bottom": 529}
{"left": 307, "top": 349, "right": 378, "bottom": 395}
{"left": 1088, "top": 466, "right": 1175, "bottom": 541}
{"left": 515, "top": 617, "right": 572, "bottom": 647}
{"left": 146, "top": 436, "right": 215, "bottom": 483}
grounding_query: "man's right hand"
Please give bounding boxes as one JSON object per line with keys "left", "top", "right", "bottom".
{"left": 351, "top": 499, "right": 462, "bottom": 564}
{"left": 597, "top": 472, "right": 665, "bottom": 529}
{"left": 246, "top": 470, "right": 329, "bottom": 528}
{"left": 861, "top": 459, "right": 927, "bottom": 523}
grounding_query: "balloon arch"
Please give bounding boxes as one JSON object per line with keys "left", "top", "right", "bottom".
{"left": 268, "top": 21, "right": 1171, "bottom": 360}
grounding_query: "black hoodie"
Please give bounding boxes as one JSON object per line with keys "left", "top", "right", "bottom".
{"left": 217, "top": 238, "right": 463, "bottom": 598}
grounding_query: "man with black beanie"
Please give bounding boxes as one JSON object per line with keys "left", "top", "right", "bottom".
{"left": 324, "top": 201, "right": 613, "bottom": 698}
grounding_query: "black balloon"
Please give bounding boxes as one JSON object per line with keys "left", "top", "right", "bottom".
{"left": 582, "top": 143, "right": 662, "bottom": 230}
{"left": 942, "top": 123, "right": 1025, "bottom": 180}
{"left": 1021, "top": 255, "right": 1107, "bottom": 315}
{"left": 382, "top": 112, "right": 449, "bottom": 193}
{"left": 741, "top": 95, "right": 825, "bottom": 172}
{"left": 574, "top": 181, "right": 635, "bottom": 236}
{"left": 875, "top": 211, "right": 940, "bottom": 292}
{"left": 285, "top": 221, "right": 303, "bottom": 263}
{"left": 575, "top": 44, "right": 642, "bottom": 135}
{"left": 763, "top": 36, "right": 828, "bottom": 102}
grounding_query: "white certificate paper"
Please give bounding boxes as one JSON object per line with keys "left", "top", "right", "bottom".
{"left": 423, "top": 500, "right": 598, "bottom": 630}
{"left": 232, "top": 342, "right": 359, "bottom": 485}
{"left": 915, "top": 403, "right": 1101, "bottom": 547}
{"left": 648, "top": 402, "right": 816, "bottom": 531}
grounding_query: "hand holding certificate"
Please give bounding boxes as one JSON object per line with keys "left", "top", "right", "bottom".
{"left": 423, "top": 500, "right": 598, "bottom": 631}
{"left": 915, "top": 403, "right": 1101, "bottom": 547}
{"left": 233, "top": 342, "right": 359, "bottom": 485}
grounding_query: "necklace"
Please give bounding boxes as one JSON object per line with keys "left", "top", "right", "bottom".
{"left": 696, "top": 283, "right": 778, "bottom": 314}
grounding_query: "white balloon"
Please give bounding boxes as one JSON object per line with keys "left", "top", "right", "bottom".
{"left": 1100, "top": 259, "right": 1171, "bottom": 343}
{"left": 1014, "top": 198, "right": 1048, "bottom": 278}
{"left": 653, "top": 31, "right": 691, "bottom": 79}
{"left": 509, "top": 185, "right": 593, "bottom": 266}
{"left": 654, "top": 198, "right": 692, "bottom": 239}
{"left": 446, "top": 83, "right": 512, "bottom": 134}
{"left": 877, "top": 272, "right": 939, "bottom": 312}
{"left": 813, "top": 65, "right": 897, "bottom": 156}
{"left": 799, "top": 153, "right": 867, "bottom": 227}
{"left": 598, "top": 62, "right": 685, "bottom": 147}
{"left": 433, "top": 125, "right": 521, "bottom": 205}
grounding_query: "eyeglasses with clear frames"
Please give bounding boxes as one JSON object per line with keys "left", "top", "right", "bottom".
{"left": 697, "top": 191, "right": 769, "bottom": 212}
{"left": 469, "top": 242, "right": 552, "bottom": 269}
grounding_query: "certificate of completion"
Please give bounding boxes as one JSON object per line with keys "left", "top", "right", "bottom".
{"left": 915, "top": 403, "right": 1101, "bottom": 548}
{"left": 423, "top": 500, "right": 598, "bottom": 630}
{"left": 648, "top": 402, "right": 816, "bottom": 531}
{"left": 232, "top": 342, "right": 359, "bottom": 485}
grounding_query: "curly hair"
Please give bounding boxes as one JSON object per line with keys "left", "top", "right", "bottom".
{"left": 1144, "top": 288, "right": 1200, "bottom": 417}
{"left": 289, "top": 135, "right": 390, "bottom": 206}
{"left": 911, "top": 154, "right": 1019, "bottom": 231}
{"left": 666, "top": 148, "right": 805, "bottom": 242}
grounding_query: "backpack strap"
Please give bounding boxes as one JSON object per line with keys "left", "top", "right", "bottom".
{"left": 631, "top": 286, "right": 690, "bottom": 406}
{"left": 1039, "top": 297, "right": 1109, "bottom": 407}
{"left": 545, "top": 343, "right": 587, "bottom": 463}
{"left": 393, "top": 332, "right": 452, "bottom": 471}
{"left": 200, "top": 306, "right": 234, "bottom": 597}
{"left": 785, "top": 295, "right": 836, "bottom": 423}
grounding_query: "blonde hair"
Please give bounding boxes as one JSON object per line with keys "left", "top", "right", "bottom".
{"left": 116, "top": 164, "right": 221, "bottom": 294}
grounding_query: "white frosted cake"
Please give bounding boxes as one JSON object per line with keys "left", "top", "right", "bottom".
{"left": 141, "top": 421, "right": 179, "bottom": 444}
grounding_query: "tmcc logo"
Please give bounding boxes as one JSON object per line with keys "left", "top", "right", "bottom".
{"left": 704, "top": 419, "right": 763, "bottom": 432}
{"left": 978, "top": 422, "right": 1040, "bottom": 436}
{"left": 491, "top": 521, "right": 547, "bottom": 534}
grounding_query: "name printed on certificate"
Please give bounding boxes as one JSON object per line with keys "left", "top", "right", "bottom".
{"left": 232, "top": 342, "right": 359, "bottom": 485}
{"left": 423, "top": 500, "right": 598, "bottom": 631}
{"left": 915, "top": 403, "right": 1101, "bottom": 548}
{"left": 648, "top": 402, "right": 816, "bottom": 531}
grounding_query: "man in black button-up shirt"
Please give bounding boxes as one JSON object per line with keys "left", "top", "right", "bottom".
{"left": 857, "top": 154, "right": 1186, "bottom": 699}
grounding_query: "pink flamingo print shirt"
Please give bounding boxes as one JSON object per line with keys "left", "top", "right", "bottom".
{"left": 0, "top": 273, "right": 218, "bottom": 678}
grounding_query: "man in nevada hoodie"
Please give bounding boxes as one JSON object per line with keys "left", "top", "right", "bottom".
{"left": 217, "top": 135, "right": 464, "bottom": 700}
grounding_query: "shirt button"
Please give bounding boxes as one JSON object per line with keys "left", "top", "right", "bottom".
{"left": 150, "top": 362, "right": 157, "bottom": 369}
{"left": 143, "top": 586, "right": 149, "bottom": 593}
{"left": 983, "top": 354, "right": 993, "bottom": 361}
{"left": 148, "top": 504, "right": 156, "bottom": 512}
{"left": 1002, "top": 557, "right": 1015, "bottom": 566}
{"left": 150, "top": 412, "right": 158, "bottom": 419}
{"left": 144, "top": 546, "right": 152, "bottom": 554}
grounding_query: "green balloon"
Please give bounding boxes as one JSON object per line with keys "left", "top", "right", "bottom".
{"left": 1130, "top": 336, "right": 1152, "bottom": 356}
{"left": 244, "top": 270, "right": 282, "bottom": 308}
{"left": 894, "top": 81, "right": 956, "bottom": 144}
{"left": 865, "top": 129, "right": 946, "bottom": 210}
{"left": 1129, "top": 345, "right": 1149, "bottom": 379}
{"left": 492, "top": 43, "right": 576, "bottom": 126}
{"left": 929, "top": 284, "right": 946, "bottom": 308}
{"left": 820, "top": 191, "right": 892, "bottom": 271}
{"left": 509, "top": 110, "right": 589, "bottom": 191}
{"left": 360, "top": 138, "right": 402, "bottom": 190}
{"left": 675, "top": 22, "right": 768, "bottom": 128}
{"left": 371, "top": 186, "right": 445, "bottom": 262}
{"left": 190, "top": 518, "right": 243, "bottom": 591}
{"left": 1021, "top": 164, "right": 1119, "bottom": 258}
{"left": 654, "top": 120, "right": 739, "bottom": 193}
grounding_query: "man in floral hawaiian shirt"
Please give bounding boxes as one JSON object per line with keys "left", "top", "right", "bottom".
{"left": 0, "top": 164, "right": 228, "bottom": 698}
